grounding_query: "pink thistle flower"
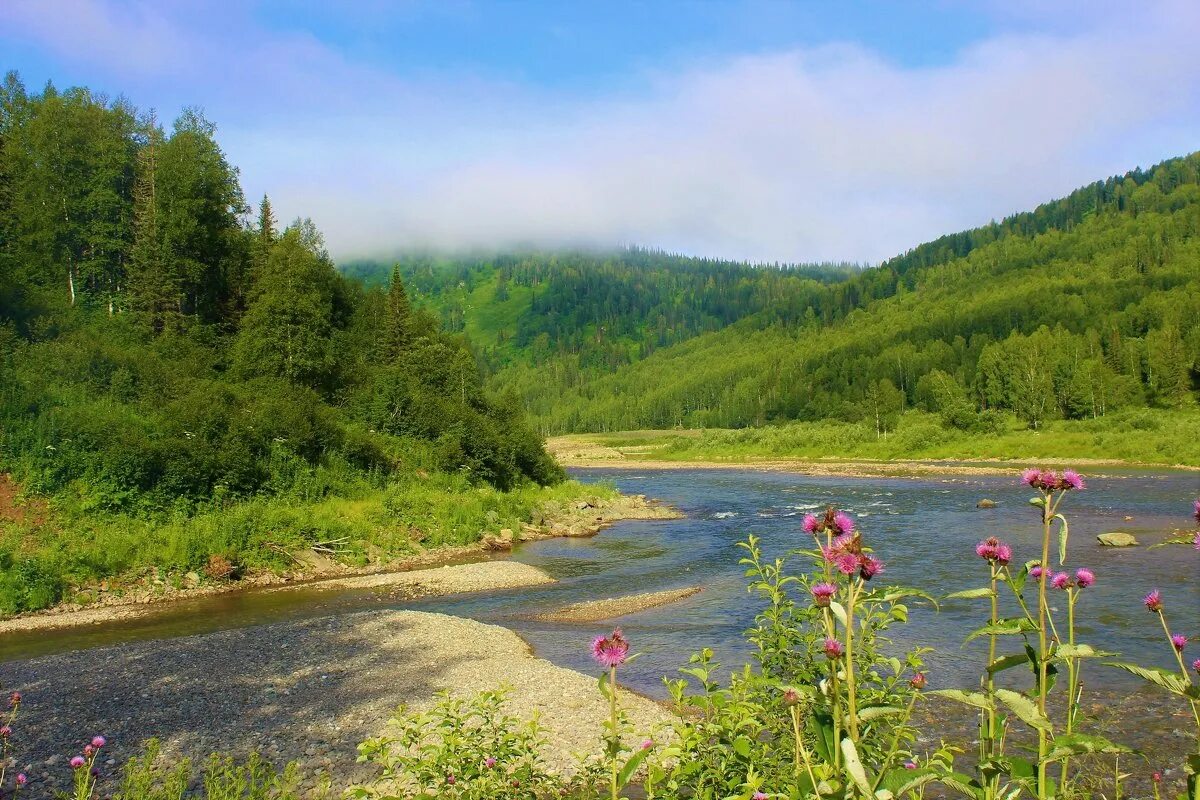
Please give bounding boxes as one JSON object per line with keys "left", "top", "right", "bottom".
{"left": 1021, "top": 468, "right": 1041, "bottom": 487}
{"left": 0, "top": 725, "right": 10, "bottom": 738}
{"left": 782, "top": 687, "right": 801, "bottom": 706}
{"left": 975, "top": 539, "right": 997, "bottom": 560}
{"left": 803, "top": 514, "right": 819, "bottom": 533}
{"left": 484, "top": 757, "right": 496, "bottom": 768}
{"left": 910, "top": 672, "right": 927, "bottom": 690}
{"left": 1039, "top": 470, "right": 1058, "bottom": 488}
{"left": 904, "top": 761, "right": 917, "bottom": 769}
{"left": 70, "top": 756, "right": 85, "bottom": 770}
{"left": 1061, "top": 470, "right": 1085, "bottom": 491}
{"left": 641, "top": 739, "right": 654, "bottom": 750}
{"left": 1075, "top": 568, "right": 1094, "bottom": 588}
{"left": 15, "top": 773, "right": 26, "bottom": 786}
{"left": 1029, "top": 564, "right": 1044, "bottom": 579}
{"left": 835, "top": 552, "right": 860, "bottom": 575}
{"left": 811, "top": 583, "right": 837, "bottom": 607}
{"left": 1152, "top": 772, "right": 1162, "bottom": 783}
{"left": 753, "top": 793, "right": 768, "bottom": 800}
{"left": 1051, "top": 572, "right": 1070, "bottom": 590}
{"left": 1192, "top": 658, "right": 1200, "bottom": 675}
{"left": 833, "top": 512, "right": 855, "bottom": 535}
{"left": 995, "top": 543, "right": 1012, "bottom": 565}
{"left": 1172, "top": 634, "right": 1187, "bottom": 652}
{"left": 591, "top": 629, "right": 630, "bottom": 668}
{"left": 8, "top": 692, "right": 19, "bottom": 708}
{"left": 823, "top": 638, "right": 844, "bottom": 659}
{"left": 83, "top": 745, "right": 94, "bottom": 757}
{"left": 91, "top": 736, "right": 105, "bottom": 749}
{"left": 1144, "top": 590, "right": 1163, "bottom": 612}
{"left": 859, "top": 555, "right": 884, "bottom": 581}
{"left": 1193, "top": 498, "right": 1200, "bottom": 523}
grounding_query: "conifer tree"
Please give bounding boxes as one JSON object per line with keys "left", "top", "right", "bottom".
{"left": 383, "top": 265, "right": 413, "bottom": 361}
{"left": 126, "top": 115, "right": 180, "bottom": 333}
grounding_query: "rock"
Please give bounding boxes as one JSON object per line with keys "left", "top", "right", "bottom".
{"left": 976, "top": 499, "right": 998, "bottom": 509}
{"left": 1123, "top": 515, "right": 1133, "bottom": 521}
{"left": 184, "top": 571, "right": 202, "bottom": 588}
{"left": 1097, "top": 531, "right": 1139, "bottom": 547}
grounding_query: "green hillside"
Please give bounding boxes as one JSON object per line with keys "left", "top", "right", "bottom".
{"left": 354, "top": 154, "right": 1200, "bottom": 442}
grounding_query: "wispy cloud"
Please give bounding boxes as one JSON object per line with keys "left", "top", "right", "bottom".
{"left": 4, "top": 0, "right": 1199, "bottom": 263}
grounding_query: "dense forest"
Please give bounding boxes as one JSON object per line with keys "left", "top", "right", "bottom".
{"left": 0, "top": 73, "right": 565, "bottom": 613}
{"left": 350, "top": 154, "right": 1200, "bottom": 435}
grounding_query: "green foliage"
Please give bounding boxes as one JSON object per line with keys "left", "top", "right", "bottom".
{"left": 113, "top": 740, "right": 318, "bottom": 800}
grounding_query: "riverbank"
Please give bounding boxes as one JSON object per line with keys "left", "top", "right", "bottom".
{"left": 0, "top": 492, "right": 681, "bottom": 632}
{"left": 1, "top": 609, "right": 674, "bottom": 797}
{"left": 548, "top": 431, "right": 1200, "bottom": 476}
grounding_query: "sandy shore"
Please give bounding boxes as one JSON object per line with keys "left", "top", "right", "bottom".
{"left": 534, "top": 586, "right": 703, "bottom": 622}
{"left": 2, "top": 610, "right": 673, "bottom": 797}
{"left": 0, "top": 492, "right": 682, "bottom": 633}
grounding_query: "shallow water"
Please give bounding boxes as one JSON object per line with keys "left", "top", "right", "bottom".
{"left": 2, "top": 467, "right": 1197, "bottom": 700}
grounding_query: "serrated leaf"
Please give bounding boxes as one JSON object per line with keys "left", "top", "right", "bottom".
{"left": 881, "top": 767, "right": 938, "bottom": 797}
{"left": 995, "top": 689, "right": 1052, "bottom": 732}
{"left": 940, "top": 772, "right": 984, "bottom": 799}
{"left": 930, "top": 689, "right": 993, "bottom": 710}
{"left": 988, "top": 653, "right": 1031, "bottom": 674}
{"left": 945, "top": 587, "right": 994, "bottom": 600}
{"left": 840, "top": 737, "right": 875, "bottom": 798}
{"left": 1055, "top": 644, "right": 1114, "bottom": 660}
{"left": 965, "top": 618, "right": 1036, "bottom": 643}
{"left": 1105, "top": 662, "right": 1191, "bottom": 696}
{"left": 1045, "top": 733, "right": 1133, "bottom": 761}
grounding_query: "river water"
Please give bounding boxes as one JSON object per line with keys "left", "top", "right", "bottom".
{"left": 3, "top": 467, "right": 1197, "bottom": 699}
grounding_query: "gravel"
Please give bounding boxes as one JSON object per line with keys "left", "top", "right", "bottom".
{"left": 1, "top": 610, "right": 672, "bottom": 797}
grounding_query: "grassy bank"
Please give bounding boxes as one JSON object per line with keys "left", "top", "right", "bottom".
{"left": 0, "top": 471, "right": 615, "bottom": 616}
{"left": 549, "top": 408, "right": 1200, "bottom": 467}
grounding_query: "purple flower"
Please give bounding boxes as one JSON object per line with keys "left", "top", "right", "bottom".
{"left": 1039, "top": 470, "right": 1058, "bottom": 488}
{"left": 976, "top": 537, "right": 1012, "bottom": 565}
{"left": 995, "top": 543, "right": 1012, "bottom": 565}
{"left": 1074, "top": 568, "right": 1095, "bottom": 588}
{"left": 835, "top": 552, "right": 860, "bottom": 576}
{"left": 910, "top": 672, "right": 927, "bottom": 690}
{"left": 859, "top": 555, "right": 884, "bottom": 581}
{"left": 1144, "top": 590, "right": 1163, "bottom": 612}
{"left": 1192, "top": 658, "right": 1200, "bottom": 675}
{"left": 904, "top": 761, "right": 917, "bottom": 769}
{"left": 1061, "top": 470, "right": 1085, "bottom": 491}
{"left": 91, "top": 736, "right": 105, "bottom": 749}
{"left": 591, "top": 629, "right": 630, "bottom": 668}
{"left": 1022, "top": 468, "right": 1041, "bottom": 487}
{"left": 782, "top": 687, "right": 801, "bottom": 706}
{"left": 15, "top": 773, "right": 26, "bottom": 787}
{"left": 1193, "top": 498, "right": 1200, "bottom": 524}
{"left": 484, "top": 757, "right": 496, "bottom": 768}
{"left": 1172, "top": 634, "right": 1187, "bottom": 652}
{"left": 0, "top": 725, "right": 10, "bottom": 739}
{"left": 1051, "top": 572, "right": 1070, "bottom": 590}
{"left": 1029, "top": 564, "right": 1044, "bottom": 579}
{"left": 70, "top": 756, "right": 85, "bottom": 770}
{"left": 446, "top": 774, "right": 456, "bottom": 785}
{"left": 7, "top": 692, "right": 19, "bottom": 708}
{"left": 811, "top": 582, "right": 837, "bottom": 607}
{"left": 833, "top": 512, "right": 855, "bottom": 535}
{"left": 823, "top": 638, "right": 844, "bottom": 659}
{"left": 753, "top": 793, "right": 768, "bottom": 800}
{"left": 641, "top": 739, "right": 654, "bottom": 750}
{"left": 803, "top": 514, "right": 819, "bottom": 533}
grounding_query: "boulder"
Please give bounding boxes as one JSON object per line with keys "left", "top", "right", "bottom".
{"left": 976, "top": 499, "right": 998, "bottom": 509}
{"left": 1097, "top": 531, "right": 1139, "bottom": 547}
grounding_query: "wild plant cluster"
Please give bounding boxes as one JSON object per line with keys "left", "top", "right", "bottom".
{"left": 2, "top": 472, "right": 1197, "bottom": 800}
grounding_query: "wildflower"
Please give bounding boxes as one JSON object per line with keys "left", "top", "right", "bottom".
{"left": 484, "top": 757, "right": 496, "bottom": 768}
{"left": 904, "top": 761, "right": 917, "bottom": 769}
{"left": 91, "top": 736, "right": 105, "bottom": 749}
{"left": 811, "top": 582, "right": 837, "bottom": 607}
{"left": 753, "top": 793, "right": 769, "bottom": 800}
{"left": 591, "top": 629, "right": 630, "bottom": 668}
{"left": 910, "top": 672, "right": 927, "bottom": 690}
{"left": 1153, "top": 772, "right": 1162, "bottom": 783}
{"left": 823, "top": 638, "right": 844, "bottom": 659}
{"left": 1192, "top": 658, "right": 1200, "bottom": 675}
{"left": 15, "top": 773, "right": 26, "bottom": 787}
{"left": 70, "top": 756, "right": 85, "bottom": 770}
{"left": 1039, "top": 470, "right": 1058, "bottom": 488}
{"left": 7, "top": 692, "right": 19, "bottom": 708}
{"left": 782, "top": 687, "right": 801, "bottom": 706}
{"left": 1075, "top": 568, "right": 1095, "bottom": 588}
{"left": 859, "top": 554, "right": 884, "bottom": 580}
{"left": 833, "top": 511, "right": 855, "bottom": 535}
{"left": 995, "top": 543, "right": 1012, "bottom": 564}
{"left": 1051, "top": 572, "right": 1070, "bottom": 590}
{"left": 1193, "top": 498, "right": 1200, "bottom": 523}
{"left": 1022, "top": 468, "right": 1041, "bottom": 487}
{"left": 1029, "top": 564, "right": 1044, "bottom": 579}
{"left": 1144, "top": 590, "right": 1163, "bottom": 612}
{"left": 84, "top": 745, "right": 93, "bottom": 757}
{"left": 446, "top": 774, "right": 456, "bottom": 785}
{"left": 0, "top": 725, "right": 10, "bottom": 738}
{"left": 976, "top": 537, "right": 1012, "bottom": 565}
{"left": 1061, "top": 470, "right": 1085, "bottom": 491}
{"left": 1172, "top": 634, "right": 1187, "bottom": 652}
{"left": 835, "top": 552, "right": 860, "bottom": 576}
{"left": 803, "top": 514, "right": 819, "bottom": 533}
{"left": 641, "top": 739, "right": 654, "bottom": 750}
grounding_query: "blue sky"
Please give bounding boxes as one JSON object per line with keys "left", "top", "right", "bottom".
{"left": 3, "top": 1, "right": 1199, "bottom": 263}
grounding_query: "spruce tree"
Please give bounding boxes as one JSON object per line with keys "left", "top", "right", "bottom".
{"left": 383, "top": 264, "right": 413, "bottom": 360}
{"left": 126, "top": 116, "right": 179, "bottom": 333}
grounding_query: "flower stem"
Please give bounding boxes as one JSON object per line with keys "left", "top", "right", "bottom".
{"left": 1036, "top": 490, "right": 1053, "bottom": 800}
{"left": 845, "top": 580, "right": 859, "bottom": 740}
{"left": 609, "top": 664, "right": 619, "bottom": 800}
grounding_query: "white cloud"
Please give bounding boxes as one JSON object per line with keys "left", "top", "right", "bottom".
{"left": 4, "top": 0, "right": 1200, "bottom": 263}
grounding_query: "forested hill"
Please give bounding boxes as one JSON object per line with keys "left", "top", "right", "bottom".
{"left": 358, "top": 153, "right": 1200, "bottom": 435}
{"left": 342, "top": 249, "right": 859, "bottom": 373}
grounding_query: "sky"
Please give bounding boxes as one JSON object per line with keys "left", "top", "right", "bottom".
{"left": 3, "top": 1, "right": 1199, "bottom": 264}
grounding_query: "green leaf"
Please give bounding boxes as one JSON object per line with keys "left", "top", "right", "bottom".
{"left": 930, "top": 689, "right": 993, "bottom": 710}
{"left": 809, "top": 712, "right": 836, "bottom": 764}
{"left": 945, "top": 587, "right": 994, "bottom": 600}
{"left": 965, "top": 618, "right": 1037, "bottom": 643}
{"left": 1045, "top": 733, "right": 1133, "bottom": 761}
{"left": 940, "top": 772, "right": 984, "bottom": 799}
{"left": 1054, "top": 513, "right": 1069, "bottom": 565}
{"left": 732, "top": 735, "right": 753, "bottom": 758}
{"left": 829, "top": 600, "right": 848, "bottom": 628}
{"left": 1055, "top": 644, "right": 1114, "bottom": 660}
{"left": 856, "top": 705, "right": 905, "bottom": 722}
{"left": 1105, "top": 662, "right": 1191, "bottom": 696}
{"left": 618, "top": 747, "right": 650, "bottom": 785}
{"left": 988, "top": 653, "right": 1031, "bottom": 674}
{"left": 881, "top": 767, "right": 938, "bottom": 797}
{"left": 840, "top": 737, "right": 875, "bottom": 798}
{"left": 994, "top": 689, "right": 1052, "bottom": 733}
